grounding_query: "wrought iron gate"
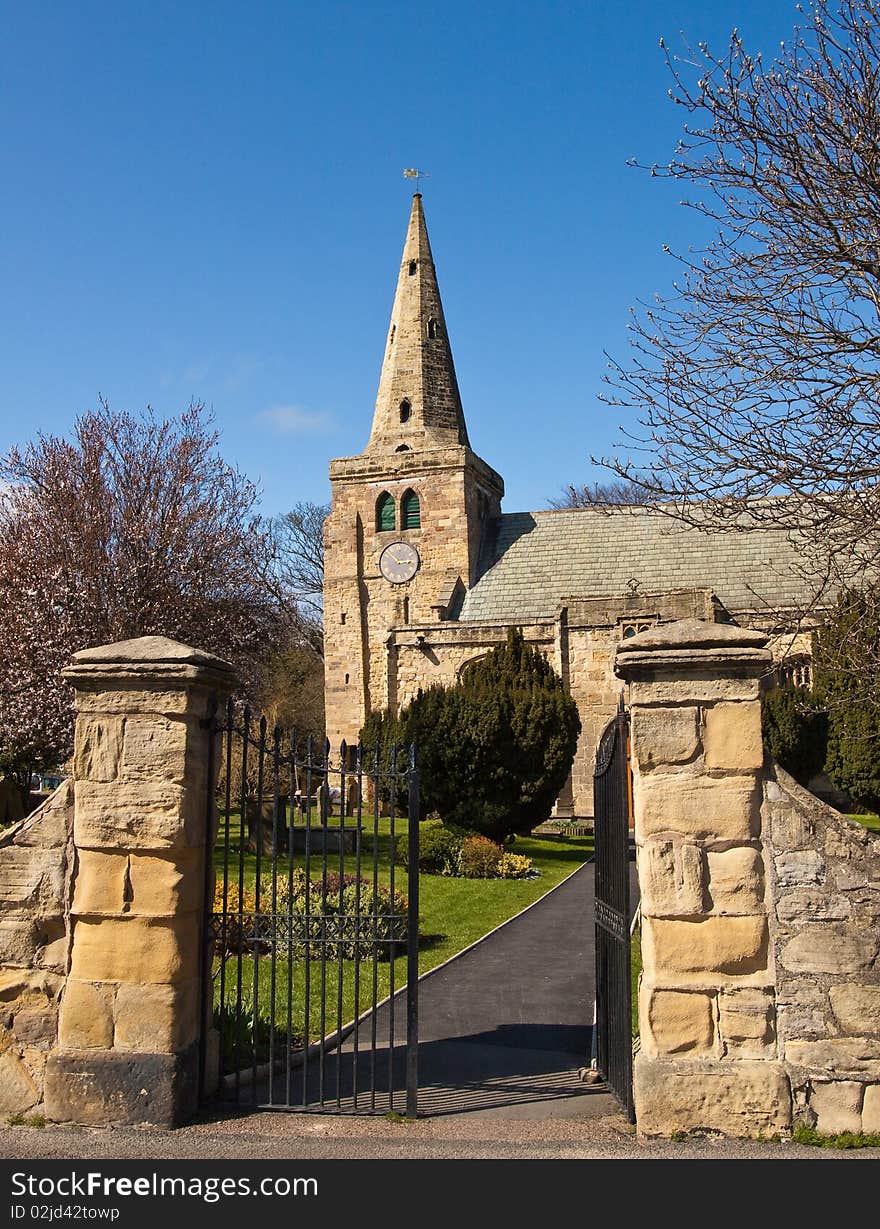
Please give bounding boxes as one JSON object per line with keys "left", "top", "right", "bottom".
{"left": 593, "top": 696, "right": 635, "bottom": 1123}
{"left": 200, "top": 699, "right": 420, "bottom": 1115}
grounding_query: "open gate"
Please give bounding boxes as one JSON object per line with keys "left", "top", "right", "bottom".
{"left": 200, "top": 699, "right": 420, "bottom": 1116}
{"left": 592, "top": 696, "right": 635, "bottom": 1123}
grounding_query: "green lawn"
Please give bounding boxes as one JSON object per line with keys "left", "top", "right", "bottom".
{"left": 849, "top": 813, "right": 880, "bottom": 832}
{"left": 212, "top": 818, "right": 593, "bottom": 1066}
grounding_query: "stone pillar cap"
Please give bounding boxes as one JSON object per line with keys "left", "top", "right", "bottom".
{"left": 615, "top": 617, "right": 771, "bottom": 680}
{"left": 63, "top": 635, "right": 236, "bottom": 691}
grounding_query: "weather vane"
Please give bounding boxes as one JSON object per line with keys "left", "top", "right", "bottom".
{"left": 403, "top": 168, "right": 430, "bottom": 189}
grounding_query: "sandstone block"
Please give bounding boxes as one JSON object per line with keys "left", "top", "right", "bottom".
{"left": 127, "top": 851, "right": 203, "bottom": 915}
{"left": 786, "top": 1037, "right": 880, "bottom": 1075}
{"left": 780, "top": 927, "right": 877, "bottom": 976}
{"left": 639, "top": 841, "right": 704, "bottom": 916}
{"left": 0, "top": 1050, "right": 40, "bottom": 1114}
{"left": 13, "top": 1002, "right": 59, "bottom": 1047}
{"left": 69, "top": 917, "right": 199, "bottom": 985}
{"left": 0, "top": 844, "right": 66, "bottom": 911}
{"left": 633, "top": 1053, "right": 791, "bottom": 1137}
{"left": 862, "top": 1084, "right": 880, "bottom": 1133}
{"left": 776, "top": 888, "right": 849, "bottom": 923}
{"left": 636, "top": 774, "right": 759, "bottom": 843}
{"left": 706, "top": 846, "right": 765, "bottom": 914}
{"left": 641, "top": 915, "right": 769, "bottom": 981}
{"left": 120, "top": 717, "right": 189, "bottom": 785}
{"left": 74, "top": 779, "right": 202, "bottom": 851}
{"left": 767, "top": 803, "right": 814, "bottom": 849}
{"left": 58, "top": 979, "right": 114, "bottom": 1049}
{"left": 719, "top": 989, "right": 775, "bottom": 1053}
{"left": 37, "top": 935, "right": 69, "bottom": 974}
{"left": 72, "top": 687, "right": 213, "bottom": 719}
{"left": 829, "top": 984, "right": 880, "bottom": 1035}
{"left": 0, "top": 969, "right": 63, "bottom": 1002}
{"left": 44, "top": 1045, "right": 199, "bottom": 1127}
{"left": 774, "top": 850, "right": 824, "bottom": 888}
{"left": 72, "top": 849, "right": 202, "bottom": 916}
{"left": 644, "top": 989, "right": 715, "bottom": 1056}
{"left": 72, "top": 850, "right": 129, "bottom": 916}
{"left": 703, "top": 702, "right": 763, "bottom": 771}
{"left": 113, "top": 980, "right": 199, "bottom": 1053}
{"left": 631, "top": 707, "right": 699, "bottom": 771}
{"left": 73, "top": 717, "right": 125, "bottom": 782}
{"left": 809, "top": 1080, "right": 863, "bottom": 1135}
{"left": 0, "top": 917, "right": 41, "bottom": 966}
{"left": 629, "top": 676, "right": 761, "bottom": 707}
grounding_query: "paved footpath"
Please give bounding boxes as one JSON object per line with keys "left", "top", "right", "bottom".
{"left": 408, "top": 859, "right": 628, "bottom": 1120}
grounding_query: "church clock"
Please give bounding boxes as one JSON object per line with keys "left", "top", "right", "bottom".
{"left": 379, "top": 541, "right": 420, "bottom": 584}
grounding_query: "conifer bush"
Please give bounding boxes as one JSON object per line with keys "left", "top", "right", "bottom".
{"left": 760, "top": 685, "right": 827, "bottom": 786}
{"left": 814, "top": 588, "right": 880, "bottom": 812}
{"left": 360, "top": 628, "right": 581, "bottom": 842}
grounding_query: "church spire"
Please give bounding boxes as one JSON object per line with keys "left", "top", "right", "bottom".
{"left": 366, "top": 193, "right": 470, "bottom": 452}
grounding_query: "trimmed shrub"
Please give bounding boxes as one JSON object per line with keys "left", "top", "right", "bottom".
{"left": 497, "top": 852, "right": 534, "bottom": 879}
{"left": 412, "top": 824, "right": 463, "bottom": 874}
{"left": 458, "top": 835, "right": 503, "bottom": 878}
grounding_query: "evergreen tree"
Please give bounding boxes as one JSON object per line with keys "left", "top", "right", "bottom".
{"left": 814, "top": 588, "right": 880, "bottom": 812}
{"left": 360, "top": 628, "right": 581, "bottom": 840}
{"left": 760, "top": 686, "right": 827, "bottom": 787}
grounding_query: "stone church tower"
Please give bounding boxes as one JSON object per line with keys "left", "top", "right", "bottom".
{"left": 324, "top": 193, "right": 504, "bottom": 749}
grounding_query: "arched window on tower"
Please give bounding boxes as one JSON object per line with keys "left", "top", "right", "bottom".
{"left": 399, "top": 398, "right": 411, "bottom": 423}
{"left": 427, "top": 318, "right": 438, "bottom": 339}
{"left": 408, "top": 260, "right": 417, "bottom": 276}
{"left": 401, "top": 489, "right": 421, "bottom": 530}
{"left": 376, "top": 491, "right": 395, "bottom": 532}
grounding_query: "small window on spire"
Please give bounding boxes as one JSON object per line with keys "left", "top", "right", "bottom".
{"left": 427, "top": 318, "right": 437, "bottom": 339}
{"left": 399, "top": 399, "right": 411, "bottom": 423}
{"left": 388, "top": 325, "right": 395, "bottom": 348}
{"left": 408, "top": 260, "right": 417, "bottom": 276}
{"left": 396, "top": 445, "right": 410, "bottom": 452}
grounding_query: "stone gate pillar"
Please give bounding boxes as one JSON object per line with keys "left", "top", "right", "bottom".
{"left": 615, "top": 619, "right": 792, "bottom": 1137}
{"left": 44, "top": 636, "right": 235, "bottom": 1127}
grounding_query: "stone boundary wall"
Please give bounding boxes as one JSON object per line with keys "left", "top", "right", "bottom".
{"left": 0, "top": 783, "right": 74, "bottom": 1116}
{"left": 617, "top": 619, "right": 880, "bottom": 1138}
{"left": 0, "top": 636, "right": 234, "bottom": 1127}
{"left": 766, "top": 765, "right": 880, "bottom": 1135}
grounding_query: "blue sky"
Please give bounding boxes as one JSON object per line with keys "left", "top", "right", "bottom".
{"left": 1, "top": 0, "right": 801, "bottom": 517}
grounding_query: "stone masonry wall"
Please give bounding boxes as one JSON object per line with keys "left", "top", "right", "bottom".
{"left": 0, "top": 783, "right": 74, "bottom": 1116}
{"left": 0, "top": 636, "right": 234, "bottom": 1128}
{"left": 765, "top": 766, "right": 880, "bottom": 1135}
{"left": 618, "top": 618, "right": 880, "bottom": 1138}
{"left": 618, "top": 620, "right": 790, "bottom": 1137}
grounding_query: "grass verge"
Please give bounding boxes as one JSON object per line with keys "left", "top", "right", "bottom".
{"left": 792, "top": 1123, "right": 880, "bottom": 1149}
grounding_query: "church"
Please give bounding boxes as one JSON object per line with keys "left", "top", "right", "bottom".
{"left": 323, "top": 194, "right": 817, "bottom": 817}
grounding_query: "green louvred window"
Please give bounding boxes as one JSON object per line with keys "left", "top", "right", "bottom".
{"left": 376, "top": 492, "right": 395, "bottom": 531}
{"left": 401, "top": 489, "right": 421, "bottom": 530}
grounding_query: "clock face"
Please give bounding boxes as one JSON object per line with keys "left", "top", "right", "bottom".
{"left": 379, "top": 541, "right": 420, "bottom": 584}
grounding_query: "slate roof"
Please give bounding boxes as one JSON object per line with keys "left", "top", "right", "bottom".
{"left": 458, "top": 507, "right": 823, "bottom": 624}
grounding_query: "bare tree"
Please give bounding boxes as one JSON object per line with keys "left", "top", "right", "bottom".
{"left": 0, "top": 401, "right": 279, "bottom": 792}
{"left": 548, "top": 477, "right": 657, "bottom": 509}
{"left": 261, "top": 501, "right": 328, "bottom": 658}
{"left": 598, "top": 0, "right": 880, "bottom": 608}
